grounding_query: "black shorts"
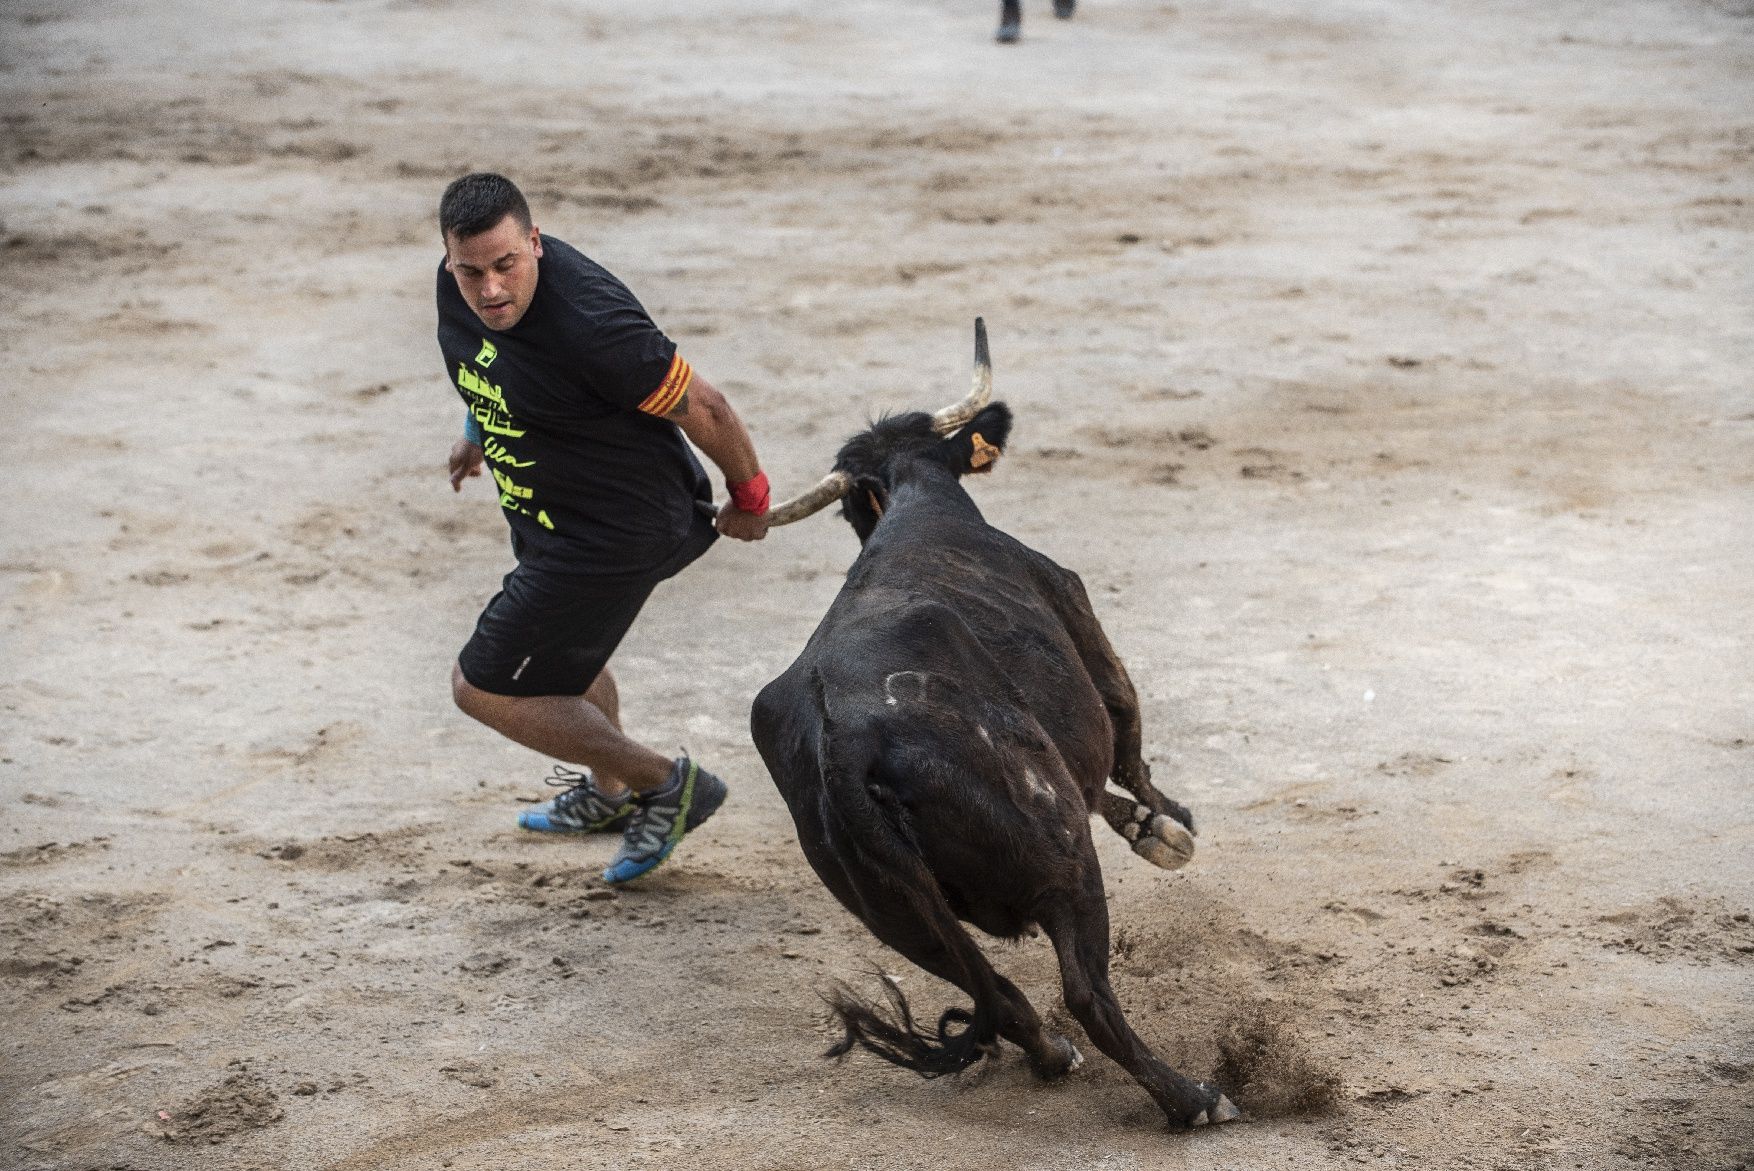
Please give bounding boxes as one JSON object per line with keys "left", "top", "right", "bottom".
{"left": 457, "top": 522, "right": 716, "bottom": 698}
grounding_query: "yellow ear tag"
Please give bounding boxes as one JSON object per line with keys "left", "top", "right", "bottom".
{"left": 969, "top": 431, "right": 1000, "bottom": 471}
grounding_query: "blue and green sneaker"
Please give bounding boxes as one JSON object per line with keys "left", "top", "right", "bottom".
{"left": 517, "top": 766, "right": 637, "bottom": 834}
{"left": 602, "top": 758, "right": 728, "bottom": 885}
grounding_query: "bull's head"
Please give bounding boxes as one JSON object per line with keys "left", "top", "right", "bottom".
{"left": 769, "top": 319, "right": 1012, "bottom": 541}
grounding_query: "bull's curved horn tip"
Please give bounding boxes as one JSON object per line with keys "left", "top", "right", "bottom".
{"left": 931, "top": 320, "right": 995, "bottom": 435}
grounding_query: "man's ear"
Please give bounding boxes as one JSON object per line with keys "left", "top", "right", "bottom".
{"left": 945, "top": 402, "right": 1012, "bottom": 475}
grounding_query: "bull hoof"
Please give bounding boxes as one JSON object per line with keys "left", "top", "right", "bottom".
{"left": 1130, "top": 813, "right": 1196, "bottom": 870}
{"left": 1054, "top": 0, "right": 1076, "bottom": 17}
{"left": 1186, "top": 1090, "right": 1242, "bottom": 1128}
{"left": 1032, "top": 1033, "right": 1084, "bottom": 1079}
{"left": 996, "top": 21, "right": 1021, "bottom": 42}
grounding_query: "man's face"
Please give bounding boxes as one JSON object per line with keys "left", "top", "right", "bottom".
{"left": 444, "top": 215, "right": 543, "bottom": 331}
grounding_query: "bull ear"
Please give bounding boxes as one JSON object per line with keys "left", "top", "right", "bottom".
{"left": 837, "top": 474, "right": 887, "bottom": 543}
{"left": 944, "top": 402, "right": 1012, "bottom": 476}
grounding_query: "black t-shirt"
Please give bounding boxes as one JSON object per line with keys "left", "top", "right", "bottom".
{"left": 436, "top": 236, "right": 712, "bottom": 575}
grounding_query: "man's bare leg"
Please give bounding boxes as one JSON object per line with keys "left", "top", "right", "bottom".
{"left": 451, "top": 662, "right": 673, "bottom": 795}
{"left": 576, "top": 669, "right": 635, "bottom": 798}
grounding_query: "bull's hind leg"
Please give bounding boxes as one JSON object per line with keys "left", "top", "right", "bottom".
{"left": 1038, "top": 880, "right": 1239, "bottom": 1129}
{"left": 850, "top": 891, "right": 1081, "bottom": 1079}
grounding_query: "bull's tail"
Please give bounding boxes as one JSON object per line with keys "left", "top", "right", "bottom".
{"left": 822, "top": 974, "right": 983, "bottom": 1078}
{"left": 811, "top": 669, "right": 1004, "bottom": 1079}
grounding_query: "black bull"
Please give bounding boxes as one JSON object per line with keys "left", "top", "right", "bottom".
{"left": 750, "top": 368, "right": 1240, "bottom": 1127}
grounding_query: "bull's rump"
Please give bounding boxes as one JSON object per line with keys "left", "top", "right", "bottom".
{"left": 752, "top": 585, "right": 1111, "bottom": 938}
{"left": 756, "top": 672, "right": 1097, "bottom": 939}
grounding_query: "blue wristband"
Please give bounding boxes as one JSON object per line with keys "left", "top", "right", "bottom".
{"left": 463, "top": 411, "right": 483, "bottom": 445}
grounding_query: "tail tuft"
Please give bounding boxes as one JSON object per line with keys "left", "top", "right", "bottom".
{"left": 822, "top": 974, "right": 995, "bottom": 1079}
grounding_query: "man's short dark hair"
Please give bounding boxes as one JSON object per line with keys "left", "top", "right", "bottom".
{"left": 439, "top": 172, "right": 532, "bottom": 241}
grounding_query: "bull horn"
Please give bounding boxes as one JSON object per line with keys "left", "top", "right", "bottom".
{"left": 930, "top": 317, "right": 992, "bottom": 435}
{"left": 767, "top": 470, "right": 853, "bottom": 527}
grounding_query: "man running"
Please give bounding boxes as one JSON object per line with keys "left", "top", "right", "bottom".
{"left": 435, "top": 172, "right": 771, "bottom": 884}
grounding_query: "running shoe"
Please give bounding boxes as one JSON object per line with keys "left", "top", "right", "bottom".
{"left": 602, "top": 757, "right": 728, "bottom": 885}
{"left": 517, "top": 765, "right": 637, "bottom": 834}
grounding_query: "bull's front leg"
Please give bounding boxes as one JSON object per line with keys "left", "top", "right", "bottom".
{"left": 1092, "top": 654, "right": 1197, "bottom": 870}
{"left": 1099, "top": 790, "right": 1194, "bottom": 870}
{"left": 1049, "top": 568, "right": 1198, "bottom": 869}
{"left": 1090, "top": 654, "right": 1195, "bottom": 871}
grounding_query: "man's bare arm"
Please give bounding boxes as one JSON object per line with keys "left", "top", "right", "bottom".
{"left": 667, "top": 375, "right": 758, "bottom": 482}
{"left": 667, "top": 375, "right": 768, "bottom": 540}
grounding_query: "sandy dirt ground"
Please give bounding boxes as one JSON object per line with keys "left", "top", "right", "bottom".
{"left": 3, "top": 0, "right": 1752, "bottom": 1167}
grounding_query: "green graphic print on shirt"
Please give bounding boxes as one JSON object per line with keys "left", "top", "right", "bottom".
{"left": 454, "top": 343, "right": 554, "bottom": 531}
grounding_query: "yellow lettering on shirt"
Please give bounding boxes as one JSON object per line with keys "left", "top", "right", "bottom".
{"left": 458, "top": 363, "right": 524, "bottom": 438}
{"left": 491, "top": 467, "right": 534, "bottom": 501}
{"left": 483, "top": 437, "right": 534, "bottom": 467}
{"left": 455, "top": 353, "right": 554, "bottom": 530}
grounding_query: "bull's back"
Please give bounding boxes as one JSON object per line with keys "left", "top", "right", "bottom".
{"left": 842, "top": 517, "right": 1090, "bottom": 670}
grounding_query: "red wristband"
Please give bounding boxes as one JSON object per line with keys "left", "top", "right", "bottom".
{"left": 728, "top": 470, "right": 770, "bottom": 517}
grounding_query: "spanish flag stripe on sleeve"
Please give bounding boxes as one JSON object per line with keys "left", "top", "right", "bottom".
{"left": 637, "top": 353, "right": 694, "bottom": 416}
